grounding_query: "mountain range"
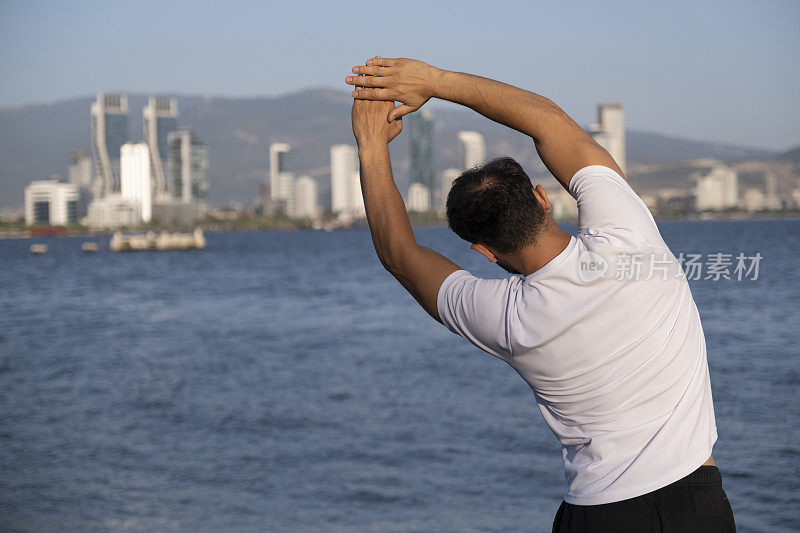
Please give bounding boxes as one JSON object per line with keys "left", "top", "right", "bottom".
{"left": 0, "top": 88, "right": 793, "bottom": 209}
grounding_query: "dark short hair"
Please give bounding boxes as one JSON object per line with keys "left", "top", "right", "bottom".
{"left": 446, "top": 157, "right": 547, "bottom": 254}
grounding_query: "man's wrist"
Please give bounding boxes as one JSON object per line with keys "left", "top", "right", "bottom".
{"left": 356, "top": 140, "right": 389, "bottom": 156}
{"left": 431, "top": 68, "right": 456, "bottom": 101}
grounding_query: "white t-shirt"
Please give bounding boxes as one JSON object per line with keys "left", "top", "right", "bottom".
{"left": 437, "top": 165, "right": 717, "bottom": 506}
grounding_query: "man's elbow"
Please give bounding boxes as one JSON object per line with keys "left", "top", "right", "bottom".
{"left": 378, "top": 255, "right": 395, "bottom": 273}
{"left": 377, "top": 247, "right": 414, "bottom": 276}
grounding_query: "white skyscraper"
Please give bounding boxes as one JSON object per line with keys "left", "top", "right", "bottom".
{"left": 25, "top": 180, "right": 79, "bottom": 226}
{"left": 90, "top": 93, "right": 129, "bottom": 198}
{"left": 330, "top": 144, "right": 365, "bottom": 217}
{"left": 269, "top": 143, "right": 295, "bottom": 212}
{"left": 407, "top": 183, "right": 431, "bottom": 212}
{"left": 695, "top": 166, "right": 738, "bottom": 211}
{"left": 293, "top": 176, "right": 318, "bottom": 219}
{"left": 589, "top": 103, "right": 626, "bottom": 175}
{"left": 438, "top": 167, "right": 461, "bottom": 209}
{"left": 121, "top": 143, "right": 152, "bottom": 223}
{"left": 457, "top": 131, "right": 486, "bottom": 171}
{"left": 143, "top": 97, "right": 178, "bottom": 201}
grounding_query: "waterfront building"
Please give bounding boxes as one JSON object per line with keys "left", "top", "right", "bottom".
{"left": 549, "top": 187, "right": 579, "bottom": 220}
{"left": 143, "top": 97, "right": 178, "bottom": 201}
{"left": 742, "top": 188, "right": 766, "bottom": 212}
{"left": 438, "top": 167, "right": 461, "bottom": 209}
{"left": 589, "top": 103, "right": 626, "bottom": 175}
{"left": 90, "top": 93, "right": 129, "bottom": 198}
{"left": 330, "top": 144, "right": 364, "bottom": 217}
{"left": 168, "top": 129, "right": 208, "bottom": 203}
{"left": 408, "top": 108, "right": 434, "bottom": 192}
{"left": 765, "top": 174, "right": 780, "bottom": 210}
{"left": 695, "top": 166, "right": 738, "bottom": 211}
{"left": 85, "top": 197, "right": 141, "bottom": 228}
{"left": 407, "top": 183, "right": 431, "bottom": 213}
{"left": 69, "top": 150, "right": 93, "bottom": 218}
{"left": 121, "top": 143, "right": 152, "bottom": 223}
{"left": 457, "top": 131, "right": 486, "bottom": 171}
{"left": 24, "top": 180, "right": 79, "bottom": 226}
{"left": 68, "top": 150, "right": 92, "bottom": 187}
{"left": 269, "top": 143, "right": 295, "bottom": 213}
{"left": 293, "top": 176, "right": 318, "bottom": 219}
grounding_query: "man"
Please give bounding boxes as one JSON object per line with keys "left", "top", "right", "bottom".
{"left": 347, "top": 57, "right": 735, "bottom": 532}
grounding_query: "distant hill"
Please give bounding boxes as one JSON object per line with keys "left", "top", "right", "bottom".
{"left": 625, "top": 130, "right": 774, "bottom": 163}
{"left": 778, "top": 144, "right": 800, "bottom": 165}
{"left": 0, "top": 89, "right": 783, "bottom": 209}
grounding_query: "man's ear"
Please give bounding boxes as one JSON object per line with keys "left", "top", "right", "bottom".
{"left": 532, "top": 184, "right": 552, "bottom": 214}
{"left": 470, "top": 243, "right": 497, "bottom": 263}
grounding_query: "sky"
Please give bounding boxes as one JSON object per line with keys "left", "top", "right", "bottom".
{"left": 1, "top": 0, "right": 798, "bottom": 151}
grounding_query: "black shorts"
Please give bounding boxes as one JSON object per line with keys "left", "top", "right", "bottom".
{"left": 552, "top": 466, "right": 736, "bottom": 532}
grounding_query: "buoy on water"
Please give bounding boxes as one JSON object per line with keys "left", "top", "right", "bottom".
{"left": 30, "top": 244, "right": 48, "bottom": 254}
{"left": 82, "top": 242, "right": 99, "bottom": 253}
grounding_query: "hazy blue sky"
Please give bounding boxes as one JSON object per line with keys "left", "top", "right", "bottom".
{"left": 1, "top": 0, "right": 798, "bottom": 150}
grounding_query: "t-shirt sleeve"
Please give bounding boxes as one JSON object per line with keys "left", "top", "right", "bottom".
{"left": 569, "top": 165, "right": 663, "bottom": 245}
{"left": 436, "top": 269, "right": 516, "bottom": 362}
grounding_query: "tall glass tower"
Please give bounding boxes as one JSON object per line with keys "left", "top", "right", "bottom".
{"left": 143, "top": 97, "right": 178, "bottom": 201}
{"left": 168, "top": 129, "right": 208, "bottom": 203}
{"left": 408, "top": 108, "right": 434, "bottom": 192}
{"left": 90, "top": 93, "right": 129, "bottom": 198}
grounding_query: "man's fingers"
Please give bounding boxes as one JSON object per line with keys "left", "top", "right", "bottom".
{"left": 352, "top": 88, "right": 394, "bottom": 101}
{"left": 345, "top": 75, "right": 385, "bottom": 88}
{"left": 366, "top": 57, "right": 396, "bottom": 67}
{"left": 351, "top": 65, "right": 389, "bottom": 77}
{"left": 388, "top": 104, "right": 417, "bottom": 123}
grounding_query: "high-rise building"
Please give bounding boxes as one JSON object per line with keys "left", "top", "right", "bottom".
{"left": 168, "top": 129, "right": 208, "bottom": 204}
{"left": 589, "top": 103, "right": 626, "bottom": 175}
{"left": 90, "top": 93, "right": 129, "bottom": 198}
{"left": 25, "top": 180, "right": 79, "bottom": 226}
{"left": 269, "top": 143, "right": 295, "bottom": 212}
{"left": 438, "top": 167, "right": 461, "bottom": 209}
{"left": 121, "top": 143, "right": 152, "bottom": 223}
{"left": 408, "top": 108, "right": 434, "bottom": 191}
{"left": 68, "top": 150, "right": 92, "bottom": 187}
{"left": 457, "top": 131, "right": 486, "bottom": 171}
{"left": 330, "top": 144, "right": 364, "bottom": 217}
{"left": 765, "top": 174, "right": 780, "bottom": 210}
{"left": 143, "top": 97, "right": 178, "bottom": 201}
{"left": 69, "top": 150, "right": 93, "bottom": 218}
{"left": 293, "top": 176, "right": 318, "bottom": 219}
{"left": 695, "top": 166, "right": 738, "bottom": 211}
{"left": 742, "top": 188, "right": 766, "bottom": 212}
{"left": 407, "top": 183, "right": 431, "bottom": 213}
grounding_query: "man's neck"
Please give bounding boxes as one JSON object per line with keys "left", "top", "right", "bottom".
{"left": 516, "top": 224, "right": 572, "bottom": 277}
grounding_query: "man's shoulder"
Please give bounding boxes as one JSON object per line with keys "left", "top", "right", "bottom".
{"left": 439, "top": 270, "right": 523, "bottom": 297}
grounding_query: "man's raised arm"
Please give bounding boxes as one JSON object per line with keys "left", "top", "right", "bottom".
{"left": 346, "top": 57, "right": 624, "bottom": 189}
{"left": 351, "top": 89, "right": 462, "bottom": 323}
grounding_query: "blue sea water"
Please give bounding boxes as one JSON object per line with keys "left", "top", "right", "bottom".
{"left": 1, "top": 219, "right": 798, "bottom": 532}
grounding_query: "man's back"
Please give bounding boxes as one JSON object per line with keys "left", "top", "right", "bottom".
{"left": 348, "top": 56, "right": 734, "bottom": 529}
{"left": 438, "top": 166, "right": 717, "bottom": 504}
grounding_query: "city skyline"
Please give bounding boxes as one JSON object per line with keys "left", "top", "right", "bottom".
{"left": 17, "top": 89, "right": 800, "bottom": 225}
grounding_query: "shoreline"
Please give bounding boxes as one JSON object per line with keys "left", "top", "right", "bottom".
{"left": 2, "top": 212, "right": 799, "bottom": 240}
